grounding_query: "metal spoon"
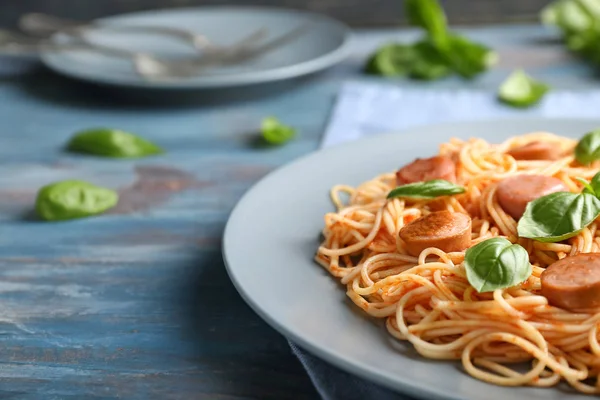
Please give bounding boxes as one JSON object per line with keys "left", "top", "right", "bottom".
{"left": 19, "top": 12, "right": 267, "bottom": 54}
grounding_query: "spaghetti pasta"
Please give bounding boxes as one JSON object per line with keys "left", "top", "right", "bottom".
{"left": 315, "top": 132, "right": 600, "bottom": 392}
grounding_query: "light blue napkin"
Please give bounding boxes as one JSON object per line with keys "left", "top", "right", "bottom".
{"left": 291, "top": 80, "right": 600, "bottom": 400}
{"left": 321, "top": 81, "right": 600, "bottom": 148}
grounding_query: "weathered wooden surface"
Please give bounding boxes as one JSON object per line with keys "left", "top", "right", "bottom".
{"left": 0, "top": 25, "right": 593, "bottom": 399}
{"left": 2, "top": 0, "right": 549, "bottom": 29}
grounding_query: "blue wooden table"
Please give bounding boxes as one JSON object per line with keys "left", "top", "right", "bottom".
{"left": 0, "top": 25, "right": 592, "bottom": 399}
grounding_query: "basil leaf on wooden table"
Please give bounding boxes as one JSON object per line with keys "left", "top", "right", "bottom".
{"left": 575, "top": 129, "right": 600, "bottom": 164}
{"left": 405, "top": 0, "right": 448, "bottom": 45}
{"left": 36, "top": 180, "right": 119, "bottom": 221}
{"left": 365, "top": 44, "right": 417, "bottom": 76}
{"left": 542, "top": 0, "right": 598, "bottom": 35}
{"left": 442, "top": 34, "right": 498, "bottom": 79}
{"left": 387, "top": 179, "right": 466, "bottom": 200}
{"left": 68, "top": 128, "right": 164, "bottom": 158}
{"left": 261, "top": 117, "right": 296, "bottom": 145}
{"left": 541, "top": 0, "right": 600, "bottom": 68}
{"left": 464, "top": 238, "right": 532, "bottom": 293}
{"left": 409, "top": 40, "right": 452, "bottom": 80}
{"left": 365, "top": 41, "right": 451, "bottom": 80}
{"left": 498, "top": 70, "right": 549, "bottom": 108}
{"left": 517, "top": 191, "right": 600, "bottom": 242}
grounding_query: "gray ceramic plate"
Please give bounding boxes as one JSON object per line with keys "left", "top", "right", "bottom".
{"left": 223, "top": 118, "right": 600, "bottom": 400}
{"left": 41, "top": 6, "right": 350, "bottom": 89}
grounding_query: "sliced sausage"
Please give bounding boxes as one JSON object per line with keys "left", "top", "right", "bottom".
{"left": 507, "top": 141, "right": 561, "bottom": 161}
{"left": 399, "top": 210, "right": 471, "bottom": 257}
{"left": 541, "top": 253, "right": 600, "bottom": 310}
{"left": 396, "top": 156, "right": 456, "bottom": 186}
{"left": 496, "top": 175, "right": 569, "bottom": 220}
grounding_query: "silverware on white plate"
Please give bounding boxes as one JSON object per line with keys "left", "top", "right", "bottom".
{"left": 133, "top": 24, "right": 309, "bottom": 80}
{"left": 0, "top": 24, "right": 308, "bottom": 80}
{"left": 21, "top": 13, "right": 213, "bottom": 51}
{"left": 20, "top": 13, "right": 270, "bottom": 57}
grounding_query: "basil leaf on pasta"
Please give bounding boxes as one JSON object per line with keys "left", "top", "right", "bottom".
{"left": 577, "top": 171, "right": 600, "bottom": 196}
{"left": 577, "top": 177, "right": 596, "bottom": 195}
{"left": 517, "top": 191, "right": 600, "bottom": 242}
{"left": 387, "top": 179, "right": 465, "bottom": 200}
{"left": 589, "top": 171, "right": 600, "bottom": 195}
{"left": 575, "top": 129, "right": 600, "bottom": 165}
{"left": 464, "top": 238, "right": 532, "bottom": 293}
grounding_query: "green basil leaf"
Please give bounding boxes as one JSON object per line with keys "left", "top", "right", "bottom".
{"left": 68, "top": 128, "right": 164, "bottom": 158}
{"left": 541, "top": 2, "right": 561, "bottom": 25}
{"left": 576, "top": 177, "right": 596, "bottom": 195}
{"left": 541, "top": 0, "right": 600, "bottom": 69}
{"left": 364, "top": 43, "right": 416, "bottom": 76}
{"left": 557, "top": 0, "right": 593, "bottom": 33}
{"left": 405, "top": 0, "right": 448, "bottom": 45}
{"left": 35, "top": 180, "right": 118, "bottom": 221}
{"left": 387, "top": 179, "right": 466, "bottom": 200}
{"left": 576, "top": 172, "right": 600, "bottom": 196}
{"left": 261, "top": 117, "right": 296, "bottom": 145}
{"left": 408, "top": 40, "right": 452, "bottom": 80}
{"left": 577, "top": 0, "right": 600, "bottom": 20}
{"left": 589, "top": 171, "right": 600, "bottom": 195}
{"left": 517, "top": 191, "right": 600, "bottom": 242}
{"left": 464, "top": 238, "right": 532, "bottom": 293}
{"left": 365, "top": 41, "right": 451, "bottom": 80}
{"left": 498, "top": 70, "right": 550, "bottom": 108}
{"left": 566, "top": 28, "right": 600, "bottom": 52}
{"left": 441, "top": 34, "right": 498, "bottom": 79}
{"left": 575, "top": 129, "right": 600, "bottom": 164}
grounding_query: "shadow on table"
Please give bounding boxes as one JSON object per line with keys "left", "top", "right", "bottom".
{"left": 174, "top": 247, "right": 318, "bottom": 400}
{"left": 3, "top": 65, "right": 325, "bottom": 110}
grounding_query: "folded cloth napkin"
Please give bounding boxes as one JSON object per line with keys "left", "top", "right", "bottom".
{"left": 291, "top": 80, "right": 600, "bottom": 400}
{"left": 321, "top": 81, "right": 600, "bottom": 148}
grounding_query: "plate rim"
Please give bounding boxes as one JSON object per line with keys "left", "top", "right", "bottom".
{"left": 40, "top": 5, "right": 351, "bottom": 89}
{"left": 223, "top": 117, "right": 600, "bottom": 400}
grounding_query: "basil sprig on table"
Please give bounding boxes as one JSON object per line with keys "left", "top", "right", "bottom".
{"left": 68, "top": 128, "right": 164, "bottom": 158}
{"left": 387, "top": 179, "right": 466, "bottom": 200}
{"left": 443, "top": 34, "right": 499, "bottom": 79}
{"left": 464, "top": 238, "right": 532, "bottom": 293}
{"left": 405, "top": 0, "right": 448, "bottom": 45}
{"left": 575, "top": 129, "right": 600, "bottom": 164}
{"left": 498, "top": 70, "right": 550, "bottom": 108}
{"left": 36, "top": 180, "right": 119, "bottom": 221}
{"left": 366, "top": 41, "right": 451, "bottom": 80}
{"left": 365, "top": 0, "right": 497, "bottom": 80}
{"left": 517, "top": 172, "right": 600, "bottom": 242}
{"left": 542, "top": 0, "right": 600, "bottom": 68}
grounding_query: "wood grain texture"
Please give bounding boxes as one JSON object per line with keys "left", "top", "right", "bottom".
{"left": 0, "top": 0, "right": 550, "bottom": 29}
{"left": 0, "top": 25, "right": 593, "bottom": 399}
